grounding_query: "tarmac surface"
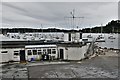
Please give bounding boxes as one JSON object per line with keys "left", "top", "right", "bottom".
{"left": 28, "top": 50, "right": 119, "bottom": 78}
{"left": 1, "top": 49, "right": 119, "bottom": 79}
{"left": 1, "top": 63, "right": 27, "bottom": 79}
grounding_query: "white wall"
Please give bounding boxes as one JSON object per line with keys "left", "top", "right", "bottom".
{"left": 0, "top": 43, "right": 90, "bottom": 62}
{"left": 64, "top": 32, "right": 81, "bottom": 42}
{"left": 0, "top": 48, "right": 24, "bottom": 62}
{"left": 58, "top": 44, "right": 89, "bottom": 60}
{"left": 0, "top": 49, "right": 9, "bottom": 63}
{"left": 64, "top": 33, "right": 68, "bottom": 41}
{"left": 65, "top": 47, "right": 84, "bottom": 60}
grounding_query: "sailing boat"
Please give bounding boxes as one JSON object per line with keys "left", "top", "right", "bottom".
{"left": 108, "top": 27, "right": 116, "bottom": 39}
{"left": 96, "top": 24, "right": 105, "bottom": 42}
{"left": 39, "top": 24, "right": 45, "bottom": 41}
{"left": 87, "top": 27, "right": 92, "bottom": 38}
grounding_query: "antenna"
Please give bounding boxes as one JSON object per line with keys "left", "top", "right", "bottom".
{"left": 65, "top": 9, "right": 84, "bottom": 30}
{"left": 41, "top": 24, "right": 43, "bottom": 33}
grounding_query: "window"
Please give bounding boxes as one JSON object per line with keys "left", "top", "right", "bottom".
{"left": 52, "top": 49, "right": 56, "bottom": 50}
{"left": 38, "top": 49, "right": 42, "bottom": 55}
{"left": 33, "top": 50, "right": 37, "bottom": 55}
{"left": 43, "top": 49, "right": 46, "bottom": 54}
{"left": 1, "top": 51, "right": 8, "bottom": 53}
{"left": 27, "top": 50, "right": 32, "bottom": 55}
{"left": 38, "top": 52, "right": 42, "bottom": 55}
{"left": 38, "top": 50, "right": 41, "bottom": 52}
{"left": 52, "top": 49, "right": 56, "bottom": 54}
{"left": 14, "top": 51, "right": 19, "bottom": 52}
{"left": 43, "top": 49, "right": 46, "bottom": 52}
{"left": 47, "top": 49, "right": 51, "bottom": 54}
{"left": 14, "top": 51, "right": 19, "bottom": 56}
{"left": 14, "top": 53, "right": 19, "bottom": 56}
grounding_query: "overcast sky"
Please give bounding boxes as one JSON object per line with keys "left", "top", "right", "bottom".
{"left": 1, "top": 2, "right": 118, "bottom": 29}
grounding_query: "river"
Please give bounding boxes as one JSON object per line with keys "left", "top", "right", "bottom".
{"left": 82, "top": 33, "right": 120, "bottom": 49}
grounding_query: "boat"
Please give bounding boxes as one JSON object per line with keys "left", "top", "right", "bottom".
{"left": 108, "top": 27, "right": 116, "bottom": 39}
{"left": 96, "top": 38, "right": 105, "bottom": 42}
{"left": 96, "top": 24, "right": 105, "bottom": 42}
{"left": 87, "top": 34, "right": 92, "bottom": 38}
{"left": 87, "top": 27, "right": 93, "bottom": 38}
{"left": 108, "top": 35, "right": 116, "bottom": 39}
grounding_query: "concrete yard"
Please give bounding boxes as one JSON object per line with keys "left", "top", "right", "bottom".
{"left": 1, "top": 49, "right": 119, "bottom": 79}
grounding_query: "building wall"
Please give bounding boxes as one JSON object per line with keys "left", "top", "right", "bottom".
{"left": 66, "top": 47, "right": 85, "bottom": 60}
{"left": 0, "top": 48, "right": 24, "bottom": 62}
{"left": 58, "top": 44, "right": 89, "bottom": 60}
{"left": 0, "top": 49, "right": 9, "bottom": 63}
{"left": 0, "top": 43, "right": 90, "bottom": 62}
{"left": 64, "top": 33, "right": 69, "bottom": 41}
{"left": 25, "top": 47, "right": 58, "bottom": 61}
{"left": 64, "top": 32, "right": 82, "bottom": 42}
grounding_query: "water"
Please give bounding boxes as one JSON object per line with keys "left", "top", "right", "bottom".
{"left": 83, "top": 33, "right": 120, "bottom": 49}
{"left": 1, "top": 32, "right": 119, "bottom": 49}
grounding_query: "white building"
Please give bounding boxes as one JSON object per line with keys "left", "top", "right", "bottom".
{"left": 0, "top": 48, "right": 25, "bottom": 63}
{"left": 25, "top": 43, "right": 89, "bottom": 61}
{"left": 0, "top": 32, "right": 93, "bottom": 63}
{"left": 25, "top": 45, "right": 57, "bottom": 61}
{"left": 64, "top": 32, "right": 82, "bottom": 42}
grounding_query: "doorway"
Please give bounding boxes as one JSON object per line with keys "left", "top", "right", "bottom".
{"left": 59, "top": 49, "right": 64, "bottom": 59}
{"left": 19, "top": 50, "right": 26, "bottom": 62}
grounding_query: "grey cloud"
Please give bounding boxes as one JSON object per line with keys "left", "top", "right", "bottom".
{"left": 2, "top": 2, "right": 118, "bottom": 29}
{"left": 3, "top": 3, "right": 27, "bottom": 12}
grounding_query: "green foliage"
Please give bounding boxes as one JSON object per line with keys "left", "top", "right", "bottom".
{"left": 82, "top": 20, "right": 120, "bottom": 33}
{"left": 1, "top": 20, "right": 120, "bottom": 34}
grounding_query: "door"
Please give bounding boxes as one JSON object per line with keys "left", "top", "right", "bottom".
{"left": 68, "top": 33, "right": 71, "bottom": 41}
{"left": 19, "top": 50, "right": 26, "bottom": 62}
{"left": 59, "top": 49, "right": 64, "bottom": 59}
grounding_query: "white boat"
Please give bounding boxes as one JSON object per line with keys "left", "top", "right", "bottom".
{"left": 39, "top": 37, "right": 45, "bottom": 41}
{"left": 108, "top": 27, "right": 116, "bottom": 39}
{"left": 96, "top": 24, "right": 105, "bottom": 42}
{"left": 108, "top": 35, "right": 116, "bottom": 39}
{"left": 96, "top": 34, "right": 105, "bottom": 42}
{"left": 87, "top": 27, "right": 93, "bottom": 38}
{"left": 96, "top": 38, "right": 105, "bottom": 42}
{"left": 87, "top": 34, "right": 92, "bottom": 38}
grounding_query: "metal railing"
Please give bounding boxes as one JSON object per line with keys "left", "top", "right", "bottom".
{"left": 84, "top": 38, "right": 97, "bottom": 58}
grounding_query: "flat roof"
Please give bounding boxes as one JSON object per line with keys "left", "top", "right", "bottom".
{"left": 1, "top": 41, "right": 84, "bottom": 48}
{"left": 25, "top": 45, "right": 57, "bottom": 48}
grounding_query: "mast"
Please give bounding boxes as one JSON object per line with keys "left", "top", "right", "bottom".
{"left": 41, "top": 24, "right": 44, "bottom": 39}
{"left": 89, "top": 24, "right": 91, "bottom": 35}
{"left": 41, "top": 24, "right": 43, "bottom": 33}
{"left": 101, "top": 24, "right": 103, "bottom": 35}
{"left": 112, "top": 26, "right": 114, "bottom": 34}
{"left": 65, "top": 9, "right": 84, "bottom": 30}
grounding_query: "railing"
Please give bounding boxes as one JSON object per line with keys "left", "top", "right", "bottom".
{"left": 84, "top": 38, "right": 97, "bottom": 58}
